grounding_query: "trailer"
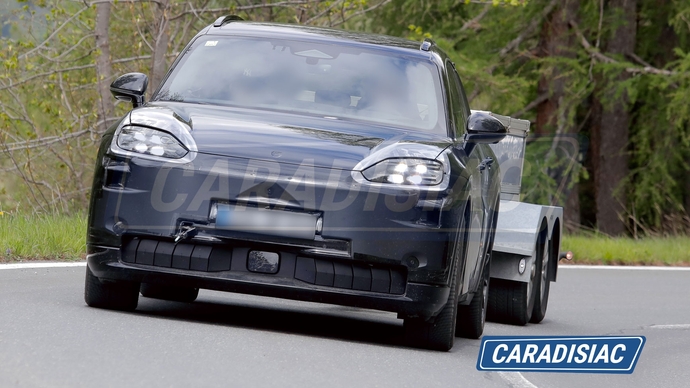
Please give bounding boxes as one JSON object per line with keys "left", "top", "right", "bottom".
{"left": 478, "top": 111, "right": 566, "bottom": 326}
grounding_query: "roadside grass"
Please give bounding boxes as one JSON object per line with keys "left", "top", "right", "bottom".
{"left": 562, "top": 235, "right": 690, "bottom": 266}
{"left": 0, "top": 213, "right": 86, "bottom": 262}
{"left": 1, "top": 212, "right": 689, "bottom": 265}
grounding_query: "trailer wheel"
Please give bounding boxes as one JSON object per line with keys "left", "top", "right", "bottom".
{"left": 530, "top": 238, "right": 551, "bottom": 323}
{"left": 487, "top": 243, "right": 541, "bottom": 326}
{"left": 486, "top": 276, "right": 535, "bottom": 325}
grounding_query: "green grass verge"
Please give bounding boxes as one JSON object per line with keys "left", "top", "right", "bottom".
{"left": 0, "top": 213, "right": 86, "bottom": 262}
{"left": 563, "top": 235, "right": 690, "bottom": 266}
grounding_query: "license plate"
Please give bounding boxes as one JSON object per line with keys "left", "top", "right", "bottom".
{"left": 214, "top": 204, "right": 319, "bottom": 240}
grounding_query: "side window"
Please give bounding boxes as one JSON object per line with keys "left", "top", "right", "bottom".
{"left": 445, "top": 60, "right": 470, "bottom": 138}
{"left": 450, "top": 67, "right": 470, "bottom": 137}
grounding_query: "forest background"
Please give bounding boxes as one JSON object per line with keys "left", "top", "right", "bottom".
{"left": 1, "top": 0, "right": 689, "bottom": 262}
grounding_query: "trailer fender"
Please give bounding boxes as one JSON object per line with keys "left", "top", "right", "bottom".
{"left": 490, "top": 201, "right": 562, "bottom": 283}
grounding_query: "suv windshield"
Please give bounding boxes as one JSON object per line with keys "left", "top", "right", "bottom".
{"left": 155, "top": 36, "right": 446, "bottom": 132}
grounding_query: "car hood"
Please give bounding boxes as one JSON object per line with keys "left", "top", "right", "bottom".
{"left": 128, "top": 102, "right": 451, "bottom": 170}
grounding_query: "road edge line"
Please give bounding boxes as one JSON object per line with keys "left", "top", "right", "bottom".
{"left": 559, "top": 265, "right": 690, "bottom": 271}
{"left": 0, "top": 262, "right": 86, "bottom": 270}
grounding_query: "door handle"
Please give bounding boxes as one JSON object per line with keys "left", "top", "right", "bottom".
{"left": 479, "top": 157, "right": 494, "bottom": 171}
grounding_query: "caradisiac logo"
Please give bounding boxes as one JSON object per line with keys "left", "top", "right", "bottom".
{"left": 477, "top": 336, "right": 646, "bottom": 374}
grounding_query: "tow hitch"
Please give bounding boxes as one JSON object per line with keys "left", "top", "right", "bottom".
{"left": 174, "top": 223, "right": 197, "bottom": 243}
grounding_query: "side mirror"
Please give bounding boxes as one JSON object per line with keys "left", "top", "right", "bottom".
{"left": 110, "top": 73, "right": 148, "bottom": 108}
{"left": 462, "top": 111, "right": 507, "bottom": 154}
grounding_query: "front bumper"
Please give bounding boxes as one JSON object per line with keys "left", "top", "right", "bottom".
{"left": 88, "top": 245, "right": 451, "bottom": 319}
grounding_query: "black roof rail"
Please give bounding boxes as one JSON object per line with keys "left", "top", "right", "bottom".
{"left": 420, "top": 38, "right": 435, "bottom": 52}
{"left": 213, "top": 15, "right": 244, "bottom": 27}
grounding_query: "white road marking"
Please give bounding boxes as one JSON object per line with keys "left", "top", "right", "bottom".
{"left": 498, "top": 372, "right": 539, "bottom": 388}
{"left": 560, "top": 265, "right": 690, "bottom": 271}
{"left": 0, "top": 262, "right": 86, "bottom": 270}
{"left": 649, "top": 324, "right": 690, "bottom": 329}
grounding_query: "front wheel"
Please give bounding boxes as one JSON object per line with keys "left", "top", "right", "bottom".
{"left": 404, "top": 256, "right": 460, "bottom": 351}
{"left": 84, "top": 266, "right": 139, "bottom": 311}
{"left": 456, "top": 266, "right": 489, "bottom": 339}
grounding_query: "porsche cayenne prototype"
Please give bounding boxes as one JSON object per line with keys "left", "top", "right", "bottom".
{"left": 85, "top": 16, "right": 508, "bottom": 351}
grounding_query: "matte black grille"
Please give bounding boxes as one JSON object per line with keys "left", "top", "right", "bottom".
{"left": 121, "top": 238, "right": 406, "bottom": 295}
{"left": 122, "top": 238, "right": 232, "bottom": 272}
{"left": 294, "top": 256, "right": 406, "bottom": 294}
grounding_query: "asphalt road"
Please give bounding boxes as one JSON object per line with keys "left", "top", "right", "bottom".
{"left": 0, "top": 263, "right": 688, "bottom": 388}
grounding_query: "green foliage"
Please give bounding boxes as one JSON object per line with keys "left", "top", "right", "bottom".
{"left": 563, "top": 235, "right": 690, "bottom": 265}
{"left": 369, "top": 1, "right": 533, "bottom": 115}
{"left": 0, "top": 211, "right": 86, "bottom": 261}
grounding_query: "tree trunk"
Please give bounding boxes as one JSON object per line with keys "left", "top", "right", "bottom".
{"left": 149, "top": 0, "right": 171, "bottom": 96}
{"left": 535, "top": 0, "right": 581, "bottom": 230}
{"left": 535, "top": 0, "right": 578, "bottom": 135}
{"left": 95, "top": 2, "right": 114, "bottom": 131}
{"left": 262, "top": 0, "right": 275, "bottom": 22}
{"left": 592, "top": 0, "right": 636, "bottom": 236}
{"left": 685, "top": 170, "right": 690, "bottom": 220}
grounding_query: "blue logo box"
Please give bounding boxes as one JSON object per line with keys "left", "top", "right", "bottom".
{"left": 477, "top": 336, "right": 645, "bottom": 374}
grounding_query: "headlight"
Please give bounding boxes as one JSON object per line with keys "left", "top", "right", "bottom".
{"left": 117, "top": 126, "right": 188, "bottom": 159}
{"left": 361, "top": 158, "right": 444, "bottom": 185}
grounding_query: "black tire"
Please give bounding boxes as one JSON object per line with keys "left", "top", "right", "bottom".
{"left": 140, "top": 283, "right": 199, "bottom": 303}
{"left": 84, "top": 266, "right": 139, "bottom": 311}
{"left": 530, "top": 239, "right": 551, "bottom": 323}
{"left": 404, "top": 205, "right": 468, "bottom": 351}
{"left": 486, "top": 276, "right": 535, "bottom": 326}
{"left": 403, "top": 262, "right": 459, "bottom": 351}
{"left": 456, "top": 266, "right": 489, "bottom": 339}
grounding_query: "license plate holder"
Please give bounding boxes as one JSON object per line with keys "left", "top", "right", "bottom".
{"left": 214, "top": 203, "right": 319, "bottom": 240}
